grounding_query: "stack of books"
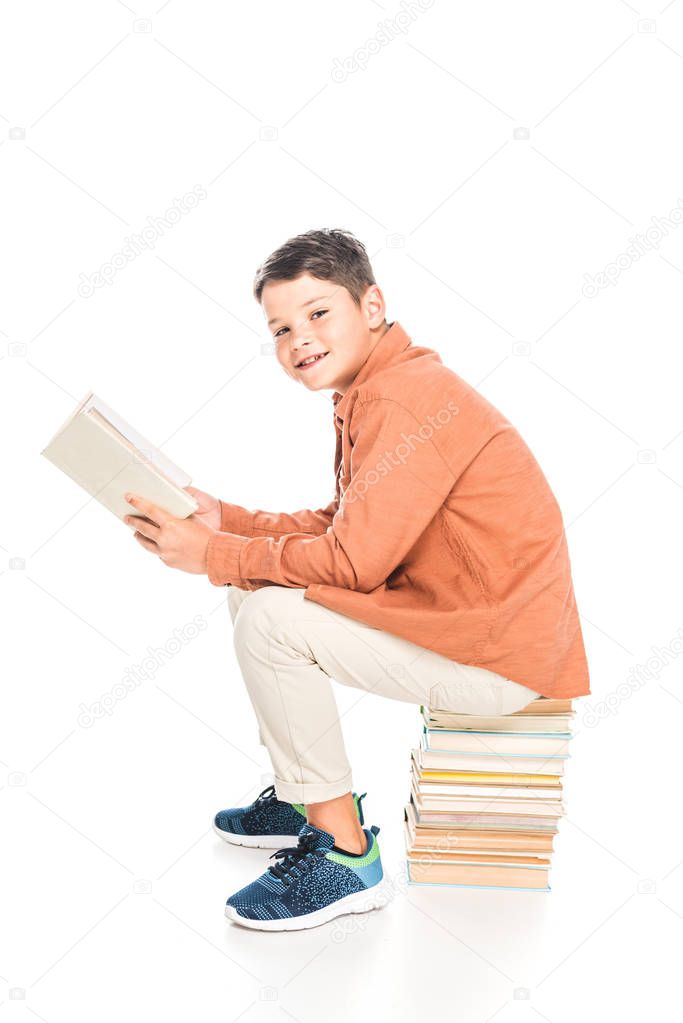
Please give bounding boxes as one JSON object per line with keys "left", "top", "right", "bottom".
{"left": 404, "top": 697, "right": 574, "bottom": 891}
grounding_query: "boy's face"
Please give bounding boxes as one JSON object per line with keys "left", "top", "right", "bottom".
{"left": 262, "top": 273, "right": 387, "bottom": 394}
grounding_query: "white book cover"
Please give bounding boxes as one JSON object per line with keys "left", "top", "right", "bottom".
{"left": 41, "top": 392, "right": 199, "bottom": 522}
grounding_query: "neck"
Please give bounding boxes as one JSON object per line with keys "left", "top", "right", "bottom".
{"left": 371, "top": 319, "right": 391, "bottom": 346}
{"left": 335, "top": 320, "right": 391, "bottom": 396}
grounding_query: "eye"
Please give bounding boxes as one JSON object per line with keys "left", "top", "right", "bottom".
{"left": 273, "top": 309, "right": 327, "bottom": 339}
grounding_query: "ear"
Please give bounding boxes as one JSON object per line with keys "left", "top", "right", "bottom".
{"left": 362, "top": 284, "right": 386, "bottom": 329}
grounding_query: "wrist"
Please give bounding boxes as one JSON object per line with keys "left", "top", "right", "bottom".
{"left": 203, "top": 530, "right": 217, "bottom": 573}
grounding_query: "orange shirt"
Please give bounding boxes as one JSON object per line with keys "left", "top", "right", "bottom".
{"left": 206, "top": 321, "right": 590, "bottom": 700}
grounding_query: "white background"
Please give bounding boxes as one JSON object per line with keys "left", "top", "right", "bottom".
{"left": 1, "top": 1, "right": 682, "bottom": 1019}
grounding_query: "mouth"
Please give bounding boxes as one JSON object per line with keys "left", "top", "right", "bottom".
{"left": 295, "top": 351, "right": 329, "bottom": 371}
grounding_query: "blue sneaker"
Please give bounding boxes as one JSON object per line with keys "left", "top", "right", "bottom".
{"left": 224, "top": 821, "right": 387, "bottom": 931}
{"left": 213, "top": 785, "right": 366, "bottom": 849}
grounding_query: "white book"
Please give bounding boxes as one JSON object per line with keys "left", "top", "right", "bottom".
{"left": 41, "top": 392, "right": 199, "bottom": 522}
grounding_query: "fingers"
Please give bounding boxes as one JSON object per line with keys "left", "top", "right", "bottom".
{"left": 126, "top": 515, "right": 160, "bottom": 541}
{"left": 125, "top": 493, "right": 171, "bottom": 526}
{"left": 133, "top": 531, "right": 159, "bottom": 554}
{"left": 185, "top": 486, "right": 209, "bottom": 511}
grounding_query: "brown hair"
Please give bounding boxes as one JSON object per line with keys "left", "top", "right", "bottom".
{"left": 253, "top": 228, "right": 378, "bottom": 306}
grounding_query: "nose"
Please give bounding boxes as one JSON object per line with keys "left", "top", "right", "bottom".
{"left": 289, "top": 327, "right": 313, "bottom": 357}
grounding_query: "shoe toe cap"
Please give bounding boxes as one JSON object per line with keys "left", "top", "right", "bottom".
{"left": 224, "top": 892, "right": 263, "bottom": 919}
{"left": 225, "top": 879, "right": 262, "bottom": 908}
{"left": 225, "top": 902, "right": 260, "bottom": 921}
{"left": 214, "top": 810, "right": 242, "bottom": 834}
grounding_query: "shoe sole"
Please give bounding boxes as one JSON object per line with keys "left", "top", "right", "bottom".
{"left": 224, "top": 879, "right": 391, "bottom": 931}
{"left": 212, "top": 822, "right": 301, "bottom": 849}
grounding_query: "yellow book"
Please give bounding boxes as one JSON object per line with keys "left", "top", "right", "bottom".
{"left": 420, "top": 769, "right": 561, "bottom": 787}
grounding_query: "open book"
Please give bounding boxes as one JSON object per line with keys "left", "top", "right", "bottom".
{"left": 41, "top": 392, "right": 199, "bottom": 522}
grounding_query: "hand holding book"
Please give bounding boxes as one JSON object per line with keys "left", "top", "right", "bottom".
{"left": 125, "top": 492, "right": 215, "bottom": 574}
{"left": 184, "top": 485, "right": 222, "bottom": 530}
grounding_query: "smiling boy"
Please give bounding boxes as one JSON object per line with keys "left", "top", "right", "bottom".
{"left": 125, "top": 228, "right": 590, "bottom": 931}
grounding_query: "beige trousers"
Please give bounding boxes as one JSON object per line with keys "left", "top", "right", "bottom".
{"left": 227, "top": 584, "right": 541, "bottom": 804}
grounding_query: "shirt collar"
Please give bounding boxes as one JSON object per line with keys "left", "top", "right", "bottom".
{"left": 332, "top": 320, "right": 412, "bottom": 422}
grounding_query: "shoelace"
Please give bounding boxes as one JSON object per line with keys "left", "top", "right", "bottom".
{"left": 254, "top": 784, "right": 277, "bottom": 804}
{"left": 267, "top": 831, "right": 324, "bottom": 884}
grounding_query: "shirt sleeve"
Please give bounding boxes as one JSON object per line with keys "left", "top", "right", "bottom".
{"left": 218, "top": 498, "right": 338, "bottom": 538}
{"left": 205, "top": 398, "right": 457, "bottom": 591}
